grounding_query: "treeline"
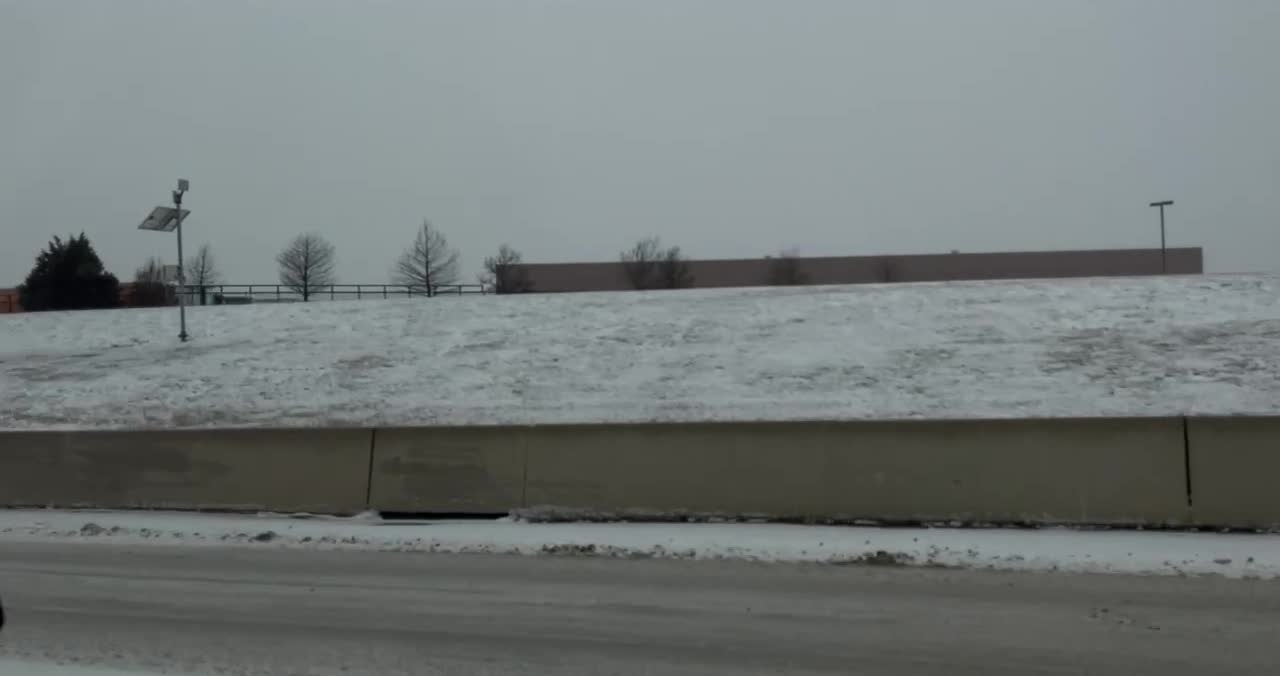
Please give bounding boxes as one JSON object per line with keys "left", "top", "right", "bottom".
{"left": 15, "top": 234, "right": 224, "bottom": 312}
{"left": 272, "top": 220, "right": 534, "bottom": 300}
{"left": 11, "top": 221, "right": 534, "bottom": 311}
{"left": 13, "top": 223, "right": 793, "bottom": 311}
{"left": 269, "top": 225, "right": 710, "bottom": 297}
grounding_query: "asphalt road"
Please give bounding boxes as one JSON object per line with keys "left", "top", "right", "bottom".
{"left": 1, "top": 542, "right": 1279, "bottom": 675}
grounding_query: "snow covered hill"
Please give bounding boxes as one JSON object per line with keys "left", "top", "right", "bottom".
{"left": 1, "top": 275, "right": 1278, "bottom": 430}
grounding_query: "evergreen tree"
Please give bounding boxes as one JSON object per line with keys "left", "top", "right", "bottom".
{"left": 18, "top": 234, "right": 121, "bottom": 311}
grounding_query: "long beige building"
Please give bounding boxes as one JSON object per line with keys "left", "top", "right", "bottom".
{"left": 505, "top": 247, "right": 1204, "bottom": 293}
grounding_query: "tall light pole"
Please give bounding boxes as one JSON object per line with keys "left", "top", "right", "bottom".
{"left": 139, "top": 179, "right": 192, "bottom": 341}
{"left": 1149, "top": 200, "right": 1173, "bottom": 274}
{"left": 172, "top": 179, "right": 190, "bottom": 341}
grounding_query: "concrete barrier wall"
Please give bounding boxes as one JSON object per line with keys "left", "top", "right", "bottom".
{"left": 523, "top": 418, "right": 1190, "bottom": 525}
{"left": 0, "top": 417, "right": 1205, "bottom": 526}
{"left": 368, "top": 427, "right": 525, "bottom": 513}
{"left": 1187, "top": 417, "right": 1280, "bottom": 529}
{"left": 0, "top": 429, "right": 372, "bottom": 514}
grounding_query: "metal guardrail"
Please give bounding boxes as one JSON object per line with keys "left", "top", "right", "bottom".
{"left": 190, "top": 284, "right": 487, "bottom": 305}
{"left": 0, "top": 284, "right": 489, "bottom": 312}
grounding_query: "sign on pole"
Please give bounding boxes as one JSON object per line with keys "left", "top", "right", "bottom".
{"left": 138, "top": 206, "right": 190, "bottom": 232}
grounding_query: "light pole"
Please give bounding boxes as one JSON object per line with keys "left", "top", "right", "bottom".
{"left": 138, "top": 179, "right": 193, "bottom": 341}
{"left": 1148, "top": 200, "right": 1173, "bottom": 274}
{"left": 172, "top": 180, "right": 189, "bottom": 341}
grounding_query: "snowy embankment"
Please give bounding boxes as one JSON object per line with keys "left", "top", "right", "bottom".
{"left": 1, "top": 274, "right": 1279, "bottom": 430}
{"left": 3, "top": 509, "right": 1280, "bottom": 579}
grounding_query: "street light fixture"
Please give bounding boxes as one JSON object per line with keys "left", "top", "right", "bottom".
{"left": 1148, "top": 200, "right": 1173, "bottom": 274}
{"left": 139, "top": 179, "right": 192, "bottom": 341}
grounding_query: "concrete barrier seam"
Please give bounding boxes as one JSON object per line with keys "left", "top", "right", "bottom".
{"left": 520, "top": 426, "right": 530, "bottom": 509}
{"left": 1182, "top": 416, "right": 1194, "bottom": 509}
{"left": 364, "top": 428, "right": 377, "bottom": 510}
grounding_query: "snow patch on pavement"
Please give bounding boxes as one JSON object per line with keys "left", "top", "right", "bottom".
{"left": 2, "top": 509, "right": 1279, "bottom": 579}
{"left": 0, "top": 659, "right": 159, "bottom": 676}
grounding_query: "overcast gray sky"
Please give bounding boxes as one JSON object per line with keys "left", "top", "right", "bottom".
{"left": 2, "top": 0, "right": 1277, "bottom": 285}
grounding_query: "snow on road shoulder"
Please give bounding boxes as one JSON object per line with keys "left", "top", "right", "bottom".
{"left": 1, "top": 509, "right": 1278, "bottom": 579}
{"left": 0, "top": 659, "right": 160, "bottom": 676}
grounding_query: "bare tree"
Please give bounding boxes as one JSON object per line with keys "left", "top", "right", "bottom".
{"left": 132, "top": 257, "right": 170, "bottom": 307}
{"left": 135, "top": 257, "right": 167, "bottom": 283}
{"left": 621, "top": 237, "right": 663, "bottom": 290}
{"left": 479, "top": 244, "right": 533, "bottom": 294}
{"left": 620, "top": 237, "right": 692, "bottom": 290}
{"left": 767, "top": 248, "right": 809, "bottom": 286}
{"left": 276, "top": 233, "right": 336, "bottom": 302}
{"left": 393, "top": 220, "right": 459, "bottom": 296}
{"left": 185, "top": 244, "right": 222, "bottom": 305}
{"left": 658, "top": 245, "right": 694, "bottom": 289}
